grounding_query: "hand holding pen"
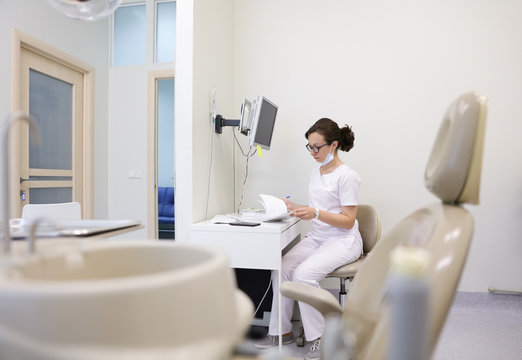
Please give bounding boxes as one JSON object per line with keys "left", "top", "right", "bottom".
{"left": 282, "top": 195, "right": 300, "bottom": 213}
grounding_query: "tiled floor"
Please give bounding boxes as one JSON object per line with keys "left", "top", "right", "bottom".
{"left": 239, "top": 292, "right": 522, "bottom": 360}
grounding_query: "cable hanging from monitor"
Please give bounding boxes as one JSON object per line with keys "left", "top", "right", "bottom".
{"left": 234, "top": 129, "right": 257, "bottom": 212}
{"left": 233, "top": 130, "right": 255, "bottom": 157}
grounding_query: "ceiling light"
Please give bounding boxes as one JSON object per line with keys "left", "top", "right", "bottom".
{"left": 47, "top": 0, "right": 123, "bottom": 22}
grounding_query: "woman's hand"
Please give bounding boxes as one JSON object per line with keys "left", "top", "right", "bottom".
{"left": 283, "top": 198, "right": 300, "bottom": 212}
{"left": 291, "top": 206, "right": 315, "bottom": 220}
{"left": 290, "top": 206, "right": 357, "bottom": 228}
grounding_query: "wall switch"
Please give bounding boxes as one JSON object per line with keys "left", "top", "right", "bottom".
{"left": 128, "top": 169, "right": 143, "bottom": 179}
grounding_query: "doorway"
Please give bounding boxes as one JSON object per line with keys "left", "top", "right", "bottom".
{"left": 11, "top": 30, "right": 94, "bottom": 218}
{"left": 147, "top": 70, "right": 175, "bottom": 239}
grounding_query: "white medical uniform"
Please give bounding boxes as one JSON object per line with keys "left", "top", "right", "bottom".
{"left": 268, "top": 164, "right": 363, "bottom": 341}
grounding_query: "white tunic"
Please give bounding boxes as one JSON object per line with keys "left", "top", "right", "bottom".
{"left": 307, "top": 163, "right": 362, "bottom": 246}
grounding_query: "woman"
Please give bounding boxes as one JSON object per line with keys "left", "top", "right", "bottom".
{"left": 255, "top": 118, "right": 363, "bottom": 360}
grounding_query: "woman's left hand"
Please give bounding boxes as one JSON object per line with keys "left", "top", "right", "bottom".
{"left": 292, "top": 206, "right": 315, "bottom": 220}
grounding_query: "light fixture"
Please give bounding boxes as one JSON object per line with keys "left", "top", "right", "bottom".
{"left": 47, "top": 0, "right": 123, "bottom": 22}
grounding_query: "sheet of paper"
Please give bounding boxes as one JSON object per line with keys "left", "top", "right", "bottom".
{"left": 259, "top": 194, "right": 290, "bottom": 221}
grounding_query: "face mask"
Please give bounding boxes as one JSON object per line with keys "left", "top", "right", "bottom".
{"left": 321, "top": 145, "right": 334, "bottom": 166}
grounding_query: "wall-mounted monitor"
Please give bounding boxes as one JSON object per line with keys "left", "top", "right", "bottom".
{"left": 248, "top": 96, "right": 278, "bottom": 150}
{"left": 214, "top": 95, "right": 279, "bottom": 150}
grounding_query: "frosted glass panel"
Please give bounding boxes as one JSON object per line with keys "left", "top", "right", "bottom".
{"left": 114, "top": 4, "right": 146, "bottom": 66}
{"left": 29, "top": 188, "right": 72, "bottom": 204}
{"left": 157, "top": 78, "right": 175, "bottom": 187}
{"left": 156, "top": 1, "right": 176, "bottom": 63}
{"left": 29, "top": 176, "right": 72, "bottom": 181}
{"left": 29, "top": 69, "right": 72, "bottom": 170}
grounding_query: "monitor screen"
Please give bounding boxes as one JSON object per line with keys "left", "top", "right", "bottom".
{"left": 249, "top": 96, "right": 278, "bottom": 150}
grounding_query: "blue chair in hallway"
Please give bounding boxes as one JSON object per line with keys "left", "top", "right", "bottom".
{"left": 158, "top": 187, "right": 175, "bottom": 239}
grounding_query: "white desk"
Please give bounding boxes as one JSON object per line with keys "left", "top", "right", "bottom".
{"left": 191, "top": 217, "right": 302, "bottom": 350}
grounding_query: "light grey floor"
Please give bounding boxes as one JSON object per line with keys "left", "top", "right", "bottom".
{"left": 241, "top": 292, "right": 522, "bottom": 360}
{"left": 433, "top": 292, "right": 522, "bottom": 360}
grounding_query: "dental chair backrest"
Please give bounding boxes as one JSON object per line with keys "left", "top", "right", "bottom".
{"left": 21, "top": 202, "right": 82, "bottom": 221}
{"left": 344, "top": 92, "right": 487, "bottom": 360}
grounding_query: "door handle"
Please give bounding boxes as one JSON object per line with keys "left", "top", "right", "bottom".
{"left": 20, "top": 177, "right": 30, "bottom": 183}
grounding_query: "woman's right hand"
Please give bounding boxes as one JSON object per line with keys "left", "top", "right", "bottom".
{"left": 283, "top": 198, "right": 298, "bottom": 211}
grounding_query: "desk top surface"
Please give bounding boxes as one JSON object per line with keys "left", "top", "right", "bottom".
{"left": 191, "top": 216, "right": 300, "bottom": 234}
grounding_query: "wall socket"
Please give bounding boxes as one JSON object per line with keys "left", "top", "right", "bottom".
{"left": 210, "top": 87, "right": 216, "bottom": 124}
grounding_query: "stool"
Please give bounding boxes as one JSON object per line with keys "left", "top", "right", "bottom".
{"left": 295, "top": 204, "right": 381, "bottom": 346}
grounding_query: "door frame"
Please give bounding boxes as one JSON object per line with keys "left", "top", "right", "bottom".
{"left": 11, "top": 29, "right": 94, "bottom": 218}
{"left": 147, "top": 69, "right": 175, "bottom": 239}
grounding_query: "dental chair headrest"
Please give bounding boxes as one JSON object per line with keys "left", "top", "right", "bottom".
{"left": 424, "top": 92, "right": 487, "bottom": 204}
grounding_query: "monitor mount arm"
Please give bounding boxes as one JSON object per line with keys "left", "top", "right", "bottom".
{"left": 214, "top": 114, "right": 240, "bottom": 134}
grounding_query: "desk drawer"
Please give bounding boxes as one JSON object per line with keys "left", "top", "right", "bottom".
{"left": 280, "top": 220, "right": 302, "bottom": 249}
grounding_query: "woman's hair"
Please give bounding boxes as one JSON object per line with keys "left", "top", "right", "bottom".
{"left": 305, "top": 118, "right": 355, "bottom": 152}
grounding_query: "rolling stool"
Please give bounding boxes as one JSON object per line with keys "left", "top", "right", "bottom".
{"left": 295, "top": 204, "right": 381, "bottom": 347}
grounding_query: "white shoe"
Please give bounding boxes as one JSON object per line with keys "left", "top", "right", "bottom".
{"left": 254, "top": 334, "right": 294, "bottom": 349}
{"left": 304, "top": 338, "right": 321, "bottom": 360}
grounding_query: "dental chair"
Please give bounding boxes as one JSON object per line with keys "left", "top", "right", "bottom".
{"left": 281, "top": 91, "right": 487, "bottom": 359}
{"left": 21, "top": 202, "right": 82, "bottom": 221}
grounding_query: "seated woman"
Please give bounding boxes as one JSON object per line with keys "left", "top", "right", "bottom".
{"left": 255, "top": 118, "right": 363, "bottom": 360}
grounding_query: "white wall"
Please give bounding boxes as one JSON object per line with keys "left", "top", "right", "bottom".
{"left": 107, "top": 65, "right": 149, "bottom": 237}
{"left": 232, "top": 0, "right": 522, "bottom": 292}
{"left": 107, "top": 0, "right": 174, "bottom": 238}
{"left": 192, "top": 0, "right": 236, "bottom": 220}
{"left": 0, "top": 0, "right": 110, "bottom": 220}
{"left": 5, "top": 0, "right": 516, "bottom": 292}
{"left": 175, "top": 0, "right": 236, "bottom": 242}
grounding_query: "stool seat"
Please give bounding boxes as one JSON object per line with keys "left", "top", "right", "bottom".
{"left": 328, "top": 256, "right": 366, "bottom": 278}
{"left": 326, "top": 204, "right": 381, "bottom": 308}
{"left": 292, "top": 205, "right": 381, "bottom": 347}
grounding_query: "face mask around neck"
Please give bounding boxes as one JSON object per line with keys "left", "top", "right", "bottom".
{"left": 321, "top": 145, "right": 334, "bottom": 166}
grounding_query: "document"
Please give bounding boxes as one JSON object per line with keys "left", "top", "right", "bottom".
{"left": 259, "top": 194, "right": 290, "bottom": 221}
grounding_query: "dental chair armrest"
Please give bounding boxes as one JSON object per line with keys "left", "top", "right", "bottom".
{"left": 280, "top": 281, "right": 342, "bottom": 317}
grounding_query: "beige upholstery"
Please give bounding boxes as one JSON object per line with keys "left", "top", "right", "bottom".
{"left": 425, "top": 92, "right": 487, "bottom": 204}
{"left": 281, "top": 91, "right": 487, "bottom": 359}
{"left": 21, "top": 202, "right": 82, "bottom": 221}
{"left": 327, "top": 204, "right": 381, "bottom": 306}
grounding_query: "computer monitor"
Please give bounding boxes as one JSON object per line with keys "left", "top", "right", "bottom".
{"left": 248, "top": 96, "right": 278, "bottom": 150}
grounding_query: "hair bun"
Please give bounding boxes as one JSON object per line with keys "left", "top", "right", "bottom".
{"left": 338, "top": 125, "right": 354, "bottom": 152}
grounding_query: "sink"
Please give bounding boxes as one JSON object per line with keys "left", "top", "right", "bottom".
{"left": 0, "top": 241, "right": 253, "bottom": 360}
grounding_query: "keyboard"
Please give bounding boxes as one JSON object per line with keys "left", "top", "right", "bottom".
{"left": 210, "top": 214, "right": 241, "bottom": 224}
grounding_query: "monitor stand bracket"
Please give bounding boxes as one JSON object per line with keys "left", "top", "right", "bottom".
{"left": 214, "top": 114, "right": 240, "bottom": 134}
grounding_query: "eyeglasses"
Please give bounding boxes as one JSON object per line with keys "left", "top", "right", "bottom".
{"left": 305, "top": 143, "right": 329, "bottom": 154}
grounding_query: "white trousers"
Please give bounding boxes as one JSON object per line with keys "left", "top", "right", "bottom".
{"left": 268, "top": 233, "right": 362, "bottom": 341}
